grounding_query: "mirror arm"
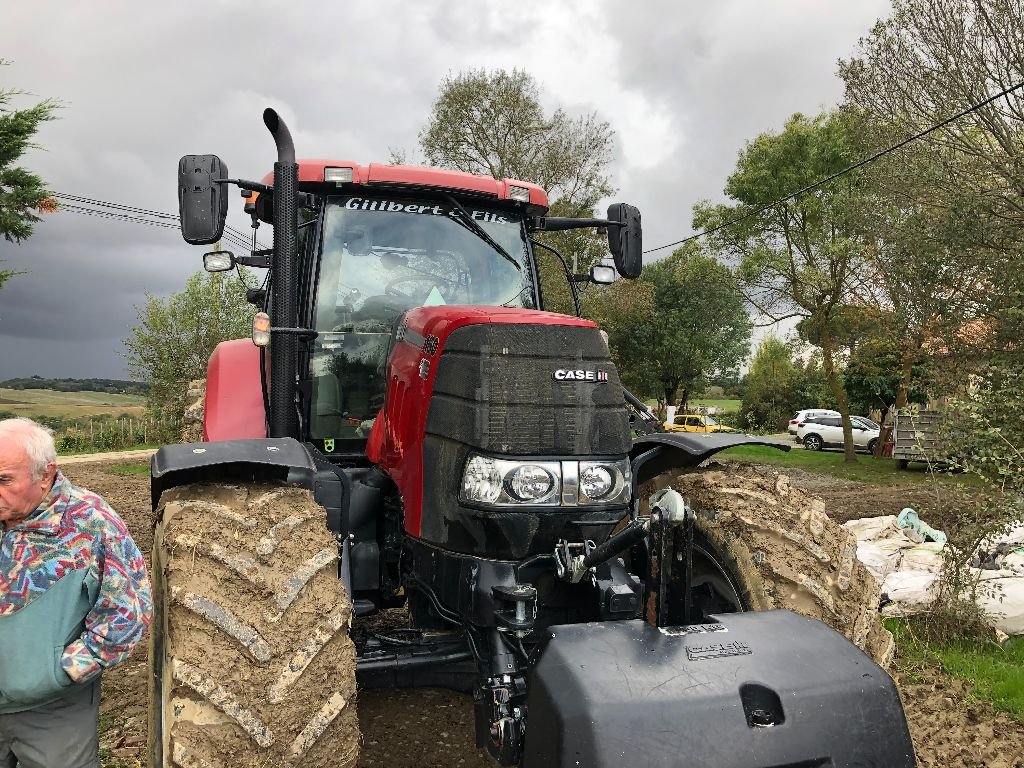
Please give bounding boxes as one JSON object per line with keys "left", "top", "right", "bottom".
{"left": 529, "top": 216, "right": 622, "bottom": 232}
{"left": 235, "top": 250, "right": 273, "bottom": 268}
{"left": 213, "top": 177, "right": 273, "bottom": 194}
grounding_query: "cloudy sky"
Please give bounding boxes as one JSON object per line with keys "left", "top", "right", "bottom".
{"left": 0, "top": 0, "right": 891, "bottom": 380}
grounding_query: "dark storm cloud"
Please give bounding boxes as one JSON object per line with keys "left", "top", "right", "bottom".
{"left": 0, "top": 1, "right": 893, "bottom": 379}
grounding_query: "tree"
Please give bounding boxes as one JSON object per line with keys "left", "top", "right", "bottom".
{"left": 586, "top": 244, "right": 751, "bottom": 410}
{"left": 416, "top": 68, "right": 617, "bottom": 312}
{"left": 0, "top": 61, "right": 59, "bottom": 287}
{"left": 839, "top": 0, "right": 1024, "bottom": 233}
{"left": 839, "top": 0, "right": 1024, "bottom": 441}
{"left": 419, "top": 69, "right": 614, "bottom": 209}
{"left": 122, "top": 270, "right": 256, "bottom": 421}
{"left": 741, "top": 337, "right": 797, "bottom": 431}
{"left": 694, "top": 110, "right": 870, "bottom": 462}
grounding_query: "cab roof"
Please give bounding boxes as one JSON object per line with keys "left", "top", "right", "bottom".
{"left": 259, "top": 159, "right": 549, "bottom": 213}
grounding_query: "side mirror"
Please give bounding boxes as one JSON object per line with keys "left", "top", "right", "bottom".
{"left": 606, "top": 203, "right": 642, "bottom": 279}
{"left": 178, "top": 155, "right": 229, "bottom": 245}
{"left": 203, "top": 251, "right": 235, "bottom": 272}
{"left": 589, "top": 264, "right": 616, "bottom": 284}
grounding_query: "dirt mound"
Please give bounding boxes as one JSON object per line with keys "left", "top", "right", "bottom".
{"left": 151, "top": 482, "right": 358, "bottom": 768}
{"left": 898, "top": 661, "right": 1024, "bottom": 767}
{"left": 642, "top": 463, "right": 894, "bottom": 666}
{"left": 181, "top": 378, "right": 205, "bottom": 443}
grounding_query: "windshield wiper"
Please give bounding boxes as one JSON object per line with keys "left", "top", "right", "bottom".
{"left": 444, "top": 195, "right": 522, "bottom": 272}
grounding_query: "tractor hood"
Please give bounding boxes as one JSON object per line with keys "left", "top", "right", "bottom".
{"left": 367, "top": 305, "right": 631, "bottom": 559}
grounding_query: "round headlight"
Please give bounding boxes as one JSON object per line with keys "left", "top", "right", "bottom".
{"left": 506, "top": 465, "right": 555, "bottom": 502}
{"left": 462, "top": 455, "right": 502, "bottom": 503}
{"left": 580, "top": 465, "right": 614, "bottom": 500}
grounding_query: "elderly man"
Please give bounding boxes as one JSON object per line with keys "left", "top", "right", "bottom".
{"left": 0, "top": 417, "right": 152, "bottom": 768}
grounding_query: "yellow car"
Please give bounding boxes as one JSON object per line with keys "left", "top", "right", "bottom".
{"left": 664, "top": 413, "right": 737, "bottom": 433}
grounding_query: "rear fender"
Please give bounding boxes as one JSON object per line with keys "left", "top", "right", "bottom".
{"left": 630, "top": 432, "right": 789, "bottom": 488}
{"left": 150, "top": 437, "right": 316, "bottom": 508}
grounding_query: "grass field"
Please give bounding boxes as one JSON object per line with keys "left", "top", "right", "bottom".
{"left": 718, "top": 443, "right": 978, "bottom": 486}
{"left": 0, "top": 388, "right": 146, "bottom": 419}
{"left": 644, "top": 398, "right": 742, "bottom": 411}
{"left": 689, "top": 398, "right": 742, "bottom": 411}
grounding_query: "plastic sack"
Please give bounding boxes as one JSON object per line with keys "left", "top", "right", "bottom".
{"left": 897, "top": 507, "right": 948, "bottom": 544}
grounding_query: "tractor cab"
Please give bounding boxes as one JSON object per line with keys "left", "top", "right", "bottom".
{"left": 307, "top": 192, "right": 538, "bottom": 442}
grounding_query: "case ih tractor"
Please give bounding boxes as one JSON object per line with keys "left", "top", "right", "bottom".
{"left": 148, "top": 109, "right": 915, "bottom": 768}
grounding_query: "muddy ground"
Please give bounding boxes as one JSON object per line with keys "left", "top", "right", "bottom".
{"left": 63, "top": 458, "right": 1024, "bottom": 768}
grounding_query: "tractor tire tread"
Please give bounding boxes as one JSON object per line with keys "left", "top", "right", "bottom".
{"left": 149, "top": 482, "right": 358, "bottom": 768}
{"left": 641, "top": 464, "right": 894, "bottom": 667}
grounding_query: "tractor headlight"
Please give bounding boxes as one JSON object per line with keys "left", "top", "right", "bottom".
{"left": 579, "top": 460, "right": 630, "bottom": 504}
{"left": 579, "top": 464, "right": 613, "bottom": 499}
{"left": 461, "top": 455, "right": 503, "bottom": 503}
{"left": 506, "top": 465, "right": 556, "bottom": 502}
{"left": 459, "top": 454, "right": 630, "bottom": 507}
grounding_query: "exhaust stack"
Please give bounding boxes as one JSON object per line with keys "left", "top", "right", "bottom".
{"left": 263, "top": 108, "right": 298, "bottom": 438}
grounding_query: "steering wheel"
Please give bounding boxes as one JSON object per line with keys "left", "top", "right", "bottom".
{"left": 384, "top": 275, "right": 448, "bottom": 301}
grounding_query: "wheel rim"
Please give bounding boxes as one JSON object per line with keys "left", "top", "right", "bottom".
{"left": 805, "top": 436, "right": 820, "bottom": 450}
{"left": 689, "top": 542, "right": 747, "bottom": 619}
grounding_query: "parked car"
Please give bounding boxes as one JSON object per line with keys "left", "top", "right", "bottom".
{"left": 852, "top": 415, "right": 880, "bottom": 431}
{"left": 664, "top": 413, "right": 737, "bottom": 433}
{"left": 788, "top": 409, "right": 841, "bottom": 437}
{"left": 797, "top": 416, "right": 880, "bottom": 453}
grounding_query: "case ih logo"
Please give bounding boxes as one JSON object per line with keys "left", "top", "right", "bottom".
{"left": 553, "top": 369, "right": 608, "bottom": 382}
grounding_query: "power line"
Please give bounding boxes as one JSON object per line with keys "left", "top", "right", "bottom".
{"left": 53, "top": 192, "right": 269, "bottom": 250}
{"left": 643, "top": 79, "right": 1024, "bottom": 255}
{"left": 59, "top": 204, "right": 253, "bottom": 251}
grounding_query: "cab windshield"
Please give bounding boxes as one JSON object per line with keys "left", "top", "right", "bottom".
{"left": 308, "top": 195, "right": 535, "bottom": 443}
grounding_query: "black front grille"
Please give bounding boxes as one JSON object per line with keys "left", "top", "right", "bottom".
{"left": 426, "top": 323, "right": 629, "bottom": 456}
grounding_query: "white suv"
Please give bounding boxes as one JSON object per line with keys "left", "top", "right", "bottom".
{"left": 797, "top": 416, "right": 880, "bottom": 453}
{"left": 788, "top": 409, "right": 841, "bottom": 437}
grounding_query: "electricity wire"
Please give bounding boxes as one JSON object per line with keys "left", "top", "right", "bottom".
{"left": 643, "top": 79, "right": 1024, "bottom": 255}
{"left": 52, "top": 192, "right": 269, "bottom": 251}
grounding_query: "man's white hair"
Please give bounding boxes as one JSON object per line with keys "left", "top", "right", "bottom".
{"left": 0, "top": 417, "right": 57, "bottom": 480}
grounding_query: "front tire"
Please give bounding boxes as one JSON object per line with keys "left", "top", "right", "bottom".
{"left": 641, "top": 465, "right": 894, "bottom": 667}
{"left": 148, "top": 482, "right": 359, "bottom": 768}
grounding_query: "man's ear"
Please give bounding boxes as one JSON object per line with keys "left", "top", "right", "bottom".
{"left": 42, "top": 461, "right": 58, "bottom": 485}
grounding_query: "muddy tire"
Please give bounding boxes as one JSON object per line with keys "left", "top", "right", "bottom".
{"left": 148, "top": 482, "right": 358, "bottom": 768}
{"left": 641, "top": 464, "right": 894, "bottom": 667}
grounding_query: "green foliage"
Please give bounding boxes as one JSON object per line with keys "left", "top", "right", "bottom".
{"left": 740, "top": 340, "right": 836, "bottom": 431}
{"left": 122, "top": 269, "right": 256, "bottom": 421}
{"left": 695, "top": 109, "right": 874, "bottom": 460}
{"left": 419, "top": 69, "right": 614, "bottom": 208}
{"left": 740, "top": 337, "right": 796, "bottom": 431}
{"left": 585, "top": 243, "right": 750, "bottom": 406}
{"left": 0, "top": 376, "right": 147, "bottom": 395}
{"left": 416, "top": 68, "right": 617, "bottom": 303}
{"left": 843, "top": 338, "right": 929, "bottom": 415}
{"left": 840, "top": 0, "right": 1024, "bottom": 235}
{"left": 0, "top": 60, "right": 60, "bottom": 287}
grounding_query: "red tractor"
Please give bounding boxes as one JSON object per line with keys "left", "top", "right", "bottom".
{"left": 148, "top": 109, "right": 915, "bottom": 767}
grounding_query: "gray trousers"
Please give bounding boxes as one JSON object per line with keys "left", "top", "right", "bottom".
{"left": 0, "top": 679, "right": 100, "bottom": 768}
